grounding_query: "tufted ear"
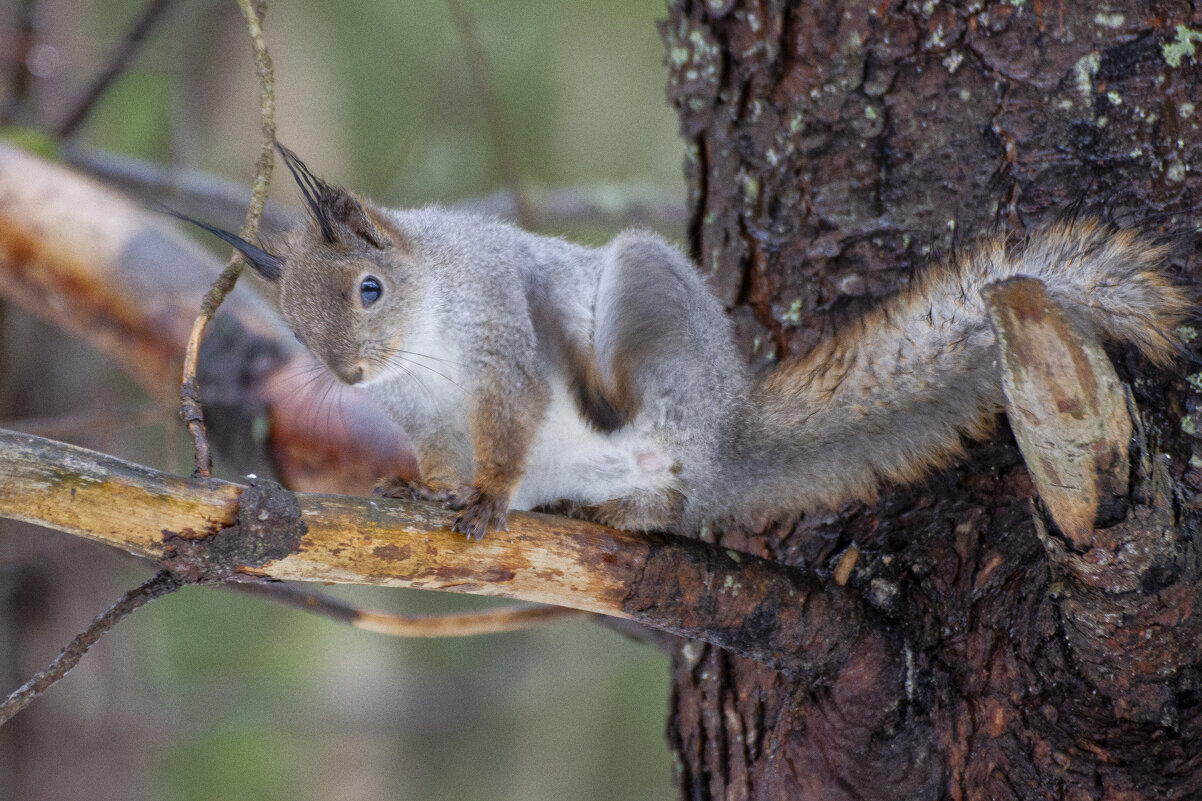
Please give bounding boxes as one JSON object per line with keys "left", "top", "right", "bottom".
{"left": 274, "top": 141, "right": 390, "bottom": 250}
{"left": 162, "top": 208, "right": 283, "bottom": 281}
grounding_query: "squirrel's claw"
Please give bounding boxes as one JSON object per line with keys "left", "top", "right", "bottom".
{"left": 452, "top": 491, "right": 509, "bottom": 541}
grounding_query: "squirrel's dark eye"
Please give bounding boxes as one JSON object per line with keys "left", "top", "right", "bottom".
{"left": 359, "top": 275, "right": 383, "bottom": 307}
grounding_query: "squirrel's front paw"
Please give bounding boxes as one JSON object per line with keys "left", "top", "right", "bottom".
{"left": 452, "top": 491, "right": 510, "bottom": 541}
{"left": 373, "top": 476, "right": 473, "bottom": 507}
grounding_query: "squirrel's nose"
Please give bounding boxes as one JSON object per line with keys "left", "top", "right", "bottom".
{"left": 333, "top": 362, "right": 365, "bottom": 385}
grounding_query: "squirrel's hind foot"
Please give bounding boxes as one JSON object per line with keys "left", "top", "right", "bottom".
{"left": 373, "top": 476, "right": 474, "bottom": 507}
{"left": 568, "top": 488, "right": 685, "bottom": 532}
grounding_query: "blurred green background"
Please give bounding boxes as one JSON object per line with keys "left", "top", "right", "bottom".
{"left": 0, "top": 0, "right": 685, "bottom": 798}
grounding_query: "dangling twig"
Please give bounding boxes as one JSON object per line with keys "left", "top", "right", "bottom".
{"left": 0, "top": 570, "right": 182, "bottom": 726}
{"left": 180, "top": 0, "right": 276, "bottom": 476}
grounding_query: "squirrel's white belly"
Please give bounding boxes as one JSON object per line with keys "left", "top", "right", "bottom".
{"left": 510, "top": 379, "right": 677, "bottom": 511}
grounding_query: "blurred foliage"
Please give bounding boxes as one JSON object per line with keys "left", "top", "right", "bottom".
{"left": 0, "top": 0, "right": 683, "bottom": 798}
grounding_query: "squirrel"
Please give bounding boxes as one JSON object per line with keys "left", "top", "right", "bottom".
{"left": 179, "top": 143, "right": 1191, "bottom": 540}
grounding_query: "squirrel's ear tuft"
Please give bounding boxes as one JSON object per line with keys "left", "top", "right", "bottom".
{"left": 162, "top": 208, "right": 284, "bottom": 282}
{"left": 275, "top": 141, "right": 338, "bottom": 244}
{"left": 275, "top": 140, "right": 393, "bottom": 250}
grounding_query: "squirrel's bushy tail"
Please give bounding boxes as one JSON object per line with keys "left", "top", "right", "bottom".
{"left": 719, "top": 219, "right": 1192, "bottom": 522}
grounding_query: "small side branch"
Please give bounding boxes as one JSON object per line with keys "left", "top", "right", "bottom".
{"left": 0, "top": 429, "right": 862, "bottom": 680}
{"left": 0, "top": 570, "right": 182, "bottom": 725}
{"left": 180, "top": 0, "right": 276, "bottom": 476}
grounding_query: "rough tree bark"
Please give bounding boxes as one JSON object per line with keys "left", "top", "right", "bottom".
{"left": 661, "top": 2, "right": 1202, "bottom": 799}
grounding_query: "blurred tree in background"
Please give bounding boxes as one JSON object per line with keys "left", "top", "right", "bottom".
{"left": 0, "top": 1, "right": 680, "bottom": 799}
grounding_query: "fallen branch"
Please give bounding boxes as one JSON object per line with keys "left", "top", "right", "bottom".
{"left": 0, "top": 428, "right": 863, "bottom": 680}
{"left": 0, "top": 125, "right": 412, "bottom": 498}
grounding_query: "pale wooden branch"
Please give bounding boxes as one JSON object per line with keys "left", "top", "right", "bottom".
{"left": 983, "top": 276, "right": 1131, "bottom": 547}
{"left": 0, "top": 428, "right": 862, "bottom": 679}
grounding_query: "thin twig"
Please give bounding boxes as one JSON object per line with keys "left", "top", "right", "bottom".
{"left": 0, "top": 0, "right": 40, "bottom": 124}
{"left": 445, "top": 0, "right": 534, "bottom": 228}
{"left": 55, "top": 0, "right": 182, "bottom": 139}
{"left": 0, "top": 570, "right": 182, "bottom": 726}
{"left": 180, "top": 0, "right": 275, "bottom": 477}
{"left": 234, "top": 582, "right": 586, "bottom": 636}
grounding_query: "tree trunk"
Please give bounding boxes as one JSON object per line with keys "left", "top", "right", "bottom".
{"left": 661, "top": 2, "right": 1202, "bottom": 798}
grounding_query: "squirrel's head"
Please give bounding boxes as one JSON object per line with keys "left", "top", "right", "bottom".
{"left": 173, "top": 143, "right": 422, "bottom": 386}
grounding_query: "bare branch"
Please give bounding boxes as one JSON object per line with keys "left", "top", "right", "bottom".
{"left": 459, "top": 184, "right": 687, "bottom": 232}
{"left": 180, "top": 0, "right": 276, "bottom": 477}
{"left": 0, "top": 428, "right": 863, "bottom": 680}
{"left": 445, "top": 0, "right": 533, "bottom": 227}
{"left": 61, "top": 145, "right": 295, "bottom": 232}
{"left": 55, "top": 0, "right": 183, "bottom": 139}
{"left": 63, "top": 143, "right": 685, "bottom": 232}
{"left": 0, "top": 570, "right": 181, "bottom": 725}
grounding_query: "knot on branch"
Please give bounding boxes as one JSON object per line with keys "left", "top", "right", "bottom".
{"left": 161, "top": 478, "right": 306, "bottom": 583}
{"left": 178, "top": 377, "right": 206, "bottom": 426}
